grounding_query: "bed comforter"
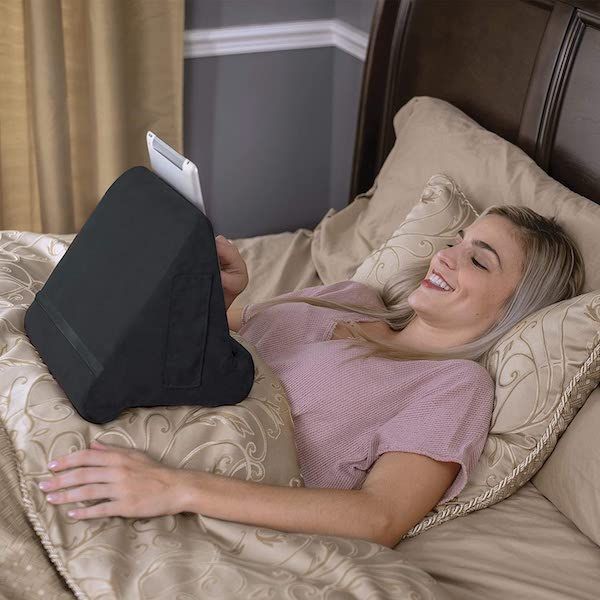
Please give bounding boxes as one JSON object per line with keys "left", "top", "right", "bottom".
{"left": 0, "top": 230, "right": 450, "bottom": 600}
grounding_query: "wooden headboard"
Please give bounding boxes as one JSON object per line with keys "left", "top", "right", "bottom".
{"left": 350, "top": 0, "right": 600, "bottom": 205}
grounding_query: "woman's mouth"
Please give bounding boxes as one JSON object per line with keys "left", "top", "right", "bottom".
{"left": 421, "top": 278, "right": 453, "bottom": 292}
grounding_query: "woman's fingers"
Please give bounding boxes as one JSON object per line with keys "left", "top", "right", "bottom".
{"left": 215, "top": 235, "right": 248, "bottom": 297}
{"left": 40, "top": 452, "right": 183, "bottom": 520}
{"left": 216, "top": 236, "right": 237, "bottom": 268}
{"left": 45, "top": 482, "right": 116, "bottom": 506}
{"left": 215, "top": 235, "right": 233, "bottom": 249}
{"left": 40, "top": 466, "right": 120, "bottom": 492}
{"left": 48, "top": 448, "right": 126, "bottom": 471}
{"left": 68, "top": 500, "right": 121, "bottom": 520}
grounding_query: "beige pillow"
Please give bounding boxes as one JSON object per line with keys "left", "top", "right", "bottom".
{"left": 349, "top": 175, "right": 600, "bottom": 544}
{"left": 351, "top": 173, "right": 479, "bottom": 291}
{"left": 311, "top": 96, "right": 600, "bottom": 293}
{"left": 531, "top": 383, "right": 600, "bottom": 546}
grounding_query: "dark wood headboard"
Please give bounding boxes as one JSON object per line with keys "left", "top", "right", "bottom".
{"left": 350, "top": 0, "right": 600, "bottom": 205}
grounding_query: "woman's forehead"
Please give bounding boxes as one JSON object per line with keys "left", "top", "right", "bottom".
{"left": 468, "top": 216, "right": 524, "bottom": 271}
{"left": 470, "top": 215, "right": 518, "bottom": 243}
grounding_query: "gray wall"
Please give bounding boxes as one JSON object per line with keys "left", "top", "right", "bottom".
{"left": 184, "top": 0, "right": 377, "bottom": 238}
{"left": 185, "top": 0, "right": 333, "bottom": 27}
{"left": 335, "top": 0, "right": 377, "bottom": 31}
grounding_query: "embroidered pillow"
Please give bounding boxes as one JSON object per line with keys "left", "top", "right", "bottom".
{"left": 351, "top": 173, "right": 478, "bottom": 292}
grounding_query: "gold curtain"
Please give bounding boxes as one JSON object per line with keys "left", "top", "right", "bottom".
{"left": 0, "top": 0, "right": 184, "bottom": 234}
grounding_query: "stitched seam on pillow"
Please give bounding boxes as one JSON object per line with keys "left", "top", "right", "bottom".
{"left": 401, "top": 339, "right": 600, "bottom": 541}
{"left": 34, "top": 294, "right": 102, "bottom": 377}
{"left": 455, "top": 186, "right": 480, "bottom": 217}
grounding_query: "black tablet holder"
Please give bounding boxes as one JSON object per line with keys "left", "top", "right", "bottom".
{"left": 25, "top": 166, "right": 255, "bottom": 424}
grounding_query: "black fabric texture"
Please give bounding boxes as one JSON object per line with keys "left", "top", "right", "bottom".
{"left": 24, "top": 166, "right": 255, "bottom": 424}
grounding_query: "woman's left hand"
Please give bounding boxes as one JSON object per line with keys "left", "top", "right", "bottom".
{"left": 39, "top": 440, "right": 184, "bottom": 520}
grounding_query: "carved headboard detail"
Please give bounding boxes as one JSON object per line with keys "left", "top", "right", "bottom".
{"left": 351, "top": 0, "right": 600, "bottom": 204}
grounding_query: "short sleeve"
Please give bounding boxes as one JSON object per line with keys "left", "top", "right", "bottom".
{"left": 368, "top": 360, "right": 495, "bottom": 505}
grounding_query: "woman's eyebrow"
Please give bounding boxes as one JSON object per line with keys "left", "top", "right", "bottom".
{"left": 458, "top": 229, "right": 503, "bottom": 271}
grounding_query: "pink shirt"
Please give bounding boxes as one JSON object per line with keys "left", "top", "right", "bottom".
{"left": 239, "top": 280, "right": 495, "bottom": 504}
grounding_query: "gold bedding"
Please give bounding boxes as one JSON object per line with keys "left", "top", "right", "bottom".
{"left": 0, "top": 230, "right": 451, "bottom": 600}
{"left": 2, "top": 228, "right": 599, "bottom": 599}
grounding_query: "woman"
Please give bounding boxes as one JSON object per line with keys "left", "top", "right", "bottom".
{"left": 38, "top": 205, "right": 584, "bottom": 549}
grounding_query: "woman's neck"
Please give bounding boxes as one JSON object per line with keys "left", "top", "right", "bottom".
{"left": 389, "top": 317, "right": 476, "bottom": 354}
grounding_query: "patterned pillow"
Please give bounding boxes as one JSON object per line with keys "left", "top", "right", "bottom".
{"left": 351, "top": 173, "right": 479, "bottom": 292}
{"left": 351, "top": 175, "right": 600, "bottom": 541}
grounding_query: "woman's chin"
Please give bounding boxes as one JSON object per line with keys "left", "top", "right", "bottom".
{"left": 411, "top": 285, "right": 451, "bottom": 303}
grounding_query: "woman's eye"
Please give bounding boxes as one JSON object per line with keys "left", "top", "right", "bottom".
{"left": 471, "top": 257, "right": 487, "bottom": 270}
{"left": 446, "top": 244, "right": 487, "bottom": 270}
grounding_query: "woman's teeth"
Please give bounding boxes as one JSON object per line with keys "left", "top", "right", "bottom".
{"left": 427, "top": 274, "right": 452, "bottom": 291}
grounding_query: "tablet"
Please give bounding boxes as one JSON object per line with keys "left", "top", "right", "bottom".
{"left": 146, "top": 131, "right": 206, "bottom": 215}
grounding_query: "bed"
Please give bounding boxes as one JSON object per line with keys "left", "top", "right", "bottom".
{"left": 2, "top": 0, "right": 600, "bottom": 598}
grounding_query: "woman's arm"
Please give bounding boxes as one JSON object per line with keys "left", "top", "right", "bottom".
{"left": 177, "top": 450, "right": 458, "bottom": 549}
{"left": 177, "top": 469, "right": 388, "bottom": 546}
{"left": 39, "top": 441, "right": 387, "bottom": 545}
{"left": 39, "top": 442, "right": 457, "bottom": 549}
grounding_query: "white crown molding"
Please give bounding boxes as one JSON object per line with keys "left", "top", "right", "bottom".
{"left": 184, "top": 19, "right": 369, "bottom": 61}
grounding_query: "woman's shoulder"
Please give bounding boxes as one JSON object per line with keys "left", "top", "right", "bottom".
{"left": 450, "top": 359, "right": 494, "bottom": 382}
{"left": 401, "top": 359, "right": 495, "bottom": 403}
{"left": 435, "top": 358, "right": 494, "bottom": 383}
{"left": 434, "top": 359, "right": 496, "bottom": 405}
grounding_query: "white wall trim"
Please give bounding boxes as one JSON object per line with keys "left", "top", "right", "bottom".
{"left": 184, "top": 19, "right": 369, "bottom": 61}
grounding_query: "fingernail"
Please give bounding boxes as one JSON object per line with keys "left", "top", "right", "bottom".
{"left": 226, "top": 238, "right": 233, "bottom": 245}
{"left": 48, "top": 461, "right": 58, "bottom": 469}
{"left": 38, "top": 481, "right": 50, "bottom": 490}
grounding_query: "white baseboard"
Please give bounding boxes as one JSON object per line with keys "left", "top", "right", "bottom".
{"left": 184, "top": 19, "right": 369, "bottom": 61}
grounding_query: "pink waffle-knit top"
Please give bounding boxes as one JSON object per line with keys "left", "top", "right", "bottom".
{"left": 239, "top": 279, "right": 495, "bottom": 504}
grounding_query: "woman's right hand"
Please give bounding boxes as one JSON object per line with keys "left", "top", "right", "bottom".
{"left": 215, "top": 235, "right": 249, "bottom": 305}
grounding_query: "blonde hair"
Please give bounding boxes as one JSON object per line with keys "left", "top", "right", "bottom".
{"left": 248, "top": 205, "right": 585, "bottom": 363}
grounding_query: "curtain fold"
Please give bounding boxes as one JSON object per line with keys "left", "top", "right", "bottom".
{"left": 0, "top": 0, "right": 184, "bottom": 234}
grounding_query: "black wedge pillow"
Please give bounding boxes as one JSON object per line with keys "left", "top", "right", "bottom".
{"left": 25, "top": 166, "right": 255, "bottom": 424}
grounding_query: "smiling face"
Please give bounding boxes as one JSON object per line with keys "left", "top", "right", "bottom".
{"left": 407, "top": 214, "right": 526, "bottom": 340}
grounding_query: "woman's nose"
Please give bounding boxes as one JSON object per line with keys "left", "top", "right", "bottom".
{"left": 437, "top": 247, "right": 457, "bottom": 270}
